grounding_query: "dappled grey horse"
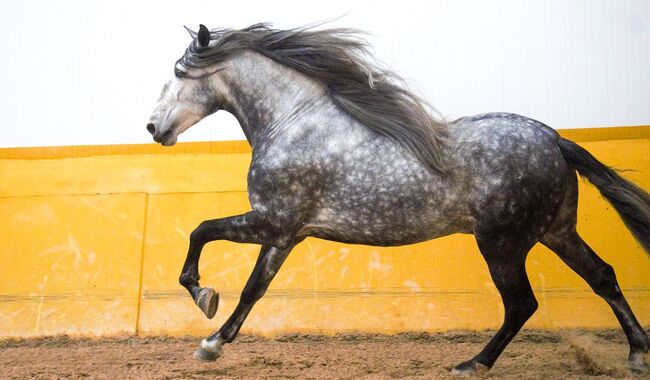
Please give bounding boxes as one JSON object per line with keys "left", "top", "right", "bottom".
{"left": 147, "top": 24, "right": 650, "bottom": 374}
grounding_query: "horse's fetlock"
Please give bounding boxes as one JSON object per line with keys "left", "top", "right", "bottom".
{"left": 179, "top": 273, "right": 198, "bottom": 287}
{"left": 639, "top": 331, "right": 650, "bottom": 352}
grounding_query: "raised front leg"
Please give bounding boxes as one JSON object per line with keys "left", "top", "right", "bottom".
{"left": 178, "top": 211, "right": 286, "bottom": 318}
{"left": 194, "top": 244, "right": 295, "bottom": 361}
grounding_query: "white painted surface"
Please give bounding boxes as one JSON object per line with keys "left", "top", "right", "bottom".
{"left": 0, "top": 0, "right": 648, "bottom": 148}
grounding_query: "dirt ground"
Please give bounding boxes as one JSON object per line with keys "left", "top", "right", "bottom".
{"left": 1, "top": 330, "right": 648, "bottom": 379}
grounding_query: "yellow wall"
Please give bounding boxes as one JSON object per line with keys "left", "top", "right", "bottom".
{"left": 0, "top": 129, "right": 649, "bottom": 338}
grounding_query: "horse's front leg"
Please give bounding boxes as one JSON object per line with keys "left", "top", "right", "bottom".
{"left": 178, "top": 211, "right": 285, "bottom": 318}
{"left": 194, "top": 244, "right": 294, "bottom": 361}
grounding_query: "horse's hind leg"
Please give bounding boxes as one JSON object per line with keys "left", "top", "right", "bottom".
{"left": 541, "top": 228, "right": 649, "bottom": 373}
{"left": 452, "top": 233, "right": 539, "bottom": 374}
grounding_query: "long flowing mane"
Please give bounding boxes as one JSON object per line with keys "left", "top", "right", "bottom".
{"left": 178, "top": 23, "right": 449, "bottom": 173}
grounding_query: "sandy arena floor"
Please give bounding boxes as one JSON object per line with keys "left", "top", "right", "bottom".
{"left": 1, "top": 330, "right": 648, "bottom": 379}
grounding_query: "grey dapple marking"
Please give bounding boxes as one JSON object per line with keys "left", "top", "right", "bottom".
{"left": 147, "top": 24, "right": 650, "bottom": 374}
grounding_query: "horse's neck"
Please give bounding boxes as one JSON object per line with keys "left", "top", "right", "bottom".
{"left": 218, "top": 52, "right": 326, "bottom": 148}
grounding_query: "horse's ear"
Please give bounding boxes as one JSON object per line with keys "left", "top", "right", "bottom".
{"left": 197, "top": 24, "right": 210, "bottom": 48}
{"left": 183, "top": 25, "right": 197, "bottom": 39}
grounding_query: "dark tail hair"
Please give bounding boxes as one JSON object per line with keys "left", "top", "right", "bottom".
{"left": 558, "top": 138, "right": 650, "bottom": 255}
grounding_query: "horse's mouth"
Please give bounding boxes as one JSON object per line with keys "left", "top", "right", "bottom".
{"left": 161, "top": 134, "right": 177, "bottom": 146}
{"left": 154, "top": 129, "right": 177, "bottom": 146}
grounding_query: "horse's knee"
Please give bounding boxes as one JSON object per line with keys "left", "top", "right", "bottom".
{"left": 190, "top": 221, "right": 210, "bottom": 245}
{"left": 239, "top": 272, "right": 274, "bottom": 305}
{"left": 239, "top": 285, "right": 264, "bottom": 305}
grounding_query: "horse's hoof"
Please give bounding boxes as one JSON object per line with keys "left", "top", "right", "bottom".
{"left": 627, "top": 362, "right": 647, "bottom": 375}
{"left": 193, "top": 347, "right": 220, "bottom": 362}
{"left": 194, "top": 338, "right": 223, "bottom": 362}
{"left": 195, "top": 287, "right": 219, "bottom": 319}
{"left": 451, "top": 359, "right": 489, "bottom": 376}
{"left": 627, "top": 352, "right": 648, "bottom": 374}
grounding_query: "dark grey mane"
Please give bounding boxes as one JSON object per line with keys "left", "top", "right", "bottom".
{"left": 178, "top": 23, "right": 448, "bottom": 173}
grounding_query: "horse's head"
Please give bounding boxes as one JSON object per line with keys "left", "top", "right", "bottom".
{"left": 147, "top": 25, "right": 225, "bottom": 146}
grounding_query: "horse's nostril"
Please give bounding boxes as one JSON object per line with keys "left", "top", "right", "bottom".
{"left": 146, "top": 123, "right": 156, "bottom": 135}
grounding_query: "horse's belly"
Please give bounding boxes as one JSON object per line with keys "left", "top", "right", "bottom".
{"left": 301, "top": 200, "right": 473, "bottom": 246}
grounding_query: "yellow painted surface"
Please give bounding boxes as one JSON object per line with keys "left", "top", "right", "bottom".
{"left": 0, "top": 140, "right": 252, "bottom": 159}
{"left": 0, "top": 135, "right": 648, "bottom": 337}
{"left": 0, "top": 194, "right": 146, "bottom": 337}
{"left": 0, "top": 154, "right": 250, "bottom": 197}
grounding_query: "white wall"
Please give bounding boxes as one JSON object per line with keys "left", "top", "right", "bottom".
{"left": 1, "top": 0, "right": 648, "bottom": 148}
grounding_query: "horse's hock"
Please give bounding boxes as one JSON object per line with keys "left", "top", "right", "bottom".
{"left": 0, "top": 134, "right": 648, "bottom": 339}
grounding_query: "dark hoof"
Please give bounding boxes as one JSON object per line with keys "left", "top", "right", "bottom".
{"left": 451, "top": 359, "right": 489, "bottom": 376}
{"left": 193, "top": 347, "right": 220, "bottom": 362}
{"left": 627, "top": 352, "right": 648, "bottom": 374}
{"left": 627, "top": 362, "right": 647, "bottom": 375}
{"left": 195, "top": 287, "right": 219, "bottom": 319}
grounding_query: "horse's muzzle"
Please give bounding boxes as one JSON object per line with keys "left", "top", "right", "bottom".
{"left": 148, "top": 123, "right": 174, "bottom": 145}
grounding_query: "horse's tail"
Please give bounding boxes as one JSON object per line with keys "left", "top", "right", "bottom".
{"left": 557, "top": 137, "right": 650, "bottom": 256}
